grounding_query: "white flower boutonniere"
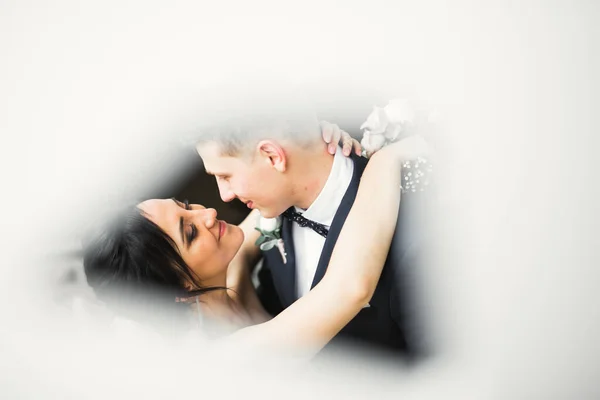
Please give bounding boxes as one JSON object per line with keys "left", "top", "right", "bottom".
{"left": 254, "top": 215, "right": 287, "bottom": 264}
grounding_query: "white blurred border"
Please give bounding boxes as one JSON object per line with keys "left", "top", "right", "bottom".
{"left": 1, "top": 1, "right": 598, "bottom": 399}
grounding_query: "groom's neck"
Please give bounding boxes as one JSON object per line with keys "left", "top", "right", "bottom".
{"left": 289, "top": 145, "right": 335, "bottom": 210}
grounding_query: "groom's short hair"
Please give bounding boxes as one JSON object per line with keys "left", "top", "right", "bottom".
{"left": 187, "top": 85, "right": 321, "bottom": 157}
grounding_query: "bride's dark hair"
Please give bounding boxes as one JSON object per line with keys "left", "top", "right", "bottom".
{"left": 82, "top": 205, "right": 226, "bottom": 327}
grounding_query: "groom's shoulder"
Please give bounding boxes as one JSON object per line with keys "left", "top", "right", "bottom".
{"left": 350, "top": 152, "right": 369, "bottom": 176}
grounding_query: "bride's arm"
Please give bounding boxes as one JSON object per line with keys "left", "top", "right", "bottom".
{"left": 227, "top": 141, "right": 416, "bottom": 356}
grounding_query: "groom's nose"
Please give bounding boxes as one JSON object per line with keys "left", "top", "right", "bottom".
{"left": 217, "top": 180, "right": 236, "bottom": 203}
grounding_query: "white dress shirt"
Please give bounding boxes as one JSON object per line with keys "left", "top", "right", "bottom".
{"left": 293, "top": 147, "right": 354, "bottom": 298}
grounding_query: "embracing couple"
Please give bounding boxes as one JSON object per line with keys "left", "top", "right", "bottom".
{"left": 83, "top": 97, "right": 432, "bottom": 362}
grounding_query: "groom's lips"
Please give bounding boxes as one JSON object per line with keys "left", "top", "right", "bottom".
{"left": 246, "top": 201, "right": 254, "bottom": 209}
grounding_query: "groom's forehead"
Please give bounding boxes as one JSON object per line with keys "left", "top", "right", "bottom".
{"left": 196, "top": 141, "right": 249, "bottom": 172}
{"left": 197, "top": 140, "right": 249, "bottom": 160}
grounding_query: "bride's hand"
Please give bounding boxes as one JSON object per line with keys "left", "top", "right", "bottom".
{"left": 320, "top": 121, "right": 362, "bottom": 157}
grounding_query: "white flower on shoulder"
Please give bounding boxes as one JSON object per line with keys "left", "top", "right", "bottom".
{"left": 359, "top": 99, "right": 435, "bottom": 194}
{"left": 359, "top": 106, "right": 389, "bottom": 135}
{"left": 360, "top": 99, "right": 416, "bottom": 156}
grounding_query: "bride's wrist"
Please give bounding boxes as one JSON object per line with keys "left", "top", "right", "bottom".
{"left": 384, "top": 135, "right": 432, "bottom": 163}
{"left": 369, "top": 143, "right": 404, "bottom": 166}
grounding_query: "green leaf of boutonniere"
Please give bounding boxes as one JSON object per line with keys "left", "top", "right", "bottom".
{"left": 260, "top": 239, "right": 277, "bottom": 251}
{"left": 255, "top": 235, "right": 267, "bottom": 246}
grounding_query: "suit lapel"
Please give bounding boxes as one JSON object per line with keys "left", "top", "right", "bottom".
{"left": 310, "top": 154, "right": 369, "bottom": 289}
{"left": 275, "top": 213, "right": 297, "bottom": 307}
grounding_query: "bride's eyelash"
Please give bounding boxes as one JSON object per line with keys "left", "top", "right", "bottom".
{"left": 188, "top": 224, "right": 197, "bottom": 243}
{"left": 183, "top": 199, "right": 197, "bottom": 243}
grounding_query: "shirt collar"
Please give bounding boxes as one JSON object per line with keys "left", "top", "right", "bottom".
{"left": 295, "top": 146, "right": 354, "bottom": 226}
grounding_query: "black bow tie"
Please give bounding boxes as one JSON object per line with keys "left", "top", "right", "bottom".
{"left": 282, "top": 208, "right": 329, "bottom": 238}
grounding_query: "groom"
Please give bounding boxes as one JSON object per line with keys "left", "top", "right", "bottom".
{"left": 194, "top": 96, "right": 430, "bottom": 360}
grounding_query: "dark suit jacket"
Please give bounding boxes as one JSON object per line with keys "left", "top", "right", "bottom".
{"left": 258, "top": 153, "right": 430, "bottom": 360}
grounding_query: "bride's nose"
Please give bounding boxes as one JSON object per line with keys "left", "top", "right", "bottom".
{"left": 197, "top": 208, "right": 217, "bottom": 228}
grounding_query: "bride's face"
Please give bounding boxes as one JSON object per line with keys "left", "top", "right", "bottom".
{"left": 138, "top": 199, "right": 244, "bottom": 285}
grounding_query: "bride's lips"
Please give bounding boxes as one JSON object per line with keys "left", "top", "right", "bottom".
{"left": 219, "top": 220, "right": 226, "bottom": 239}
{"left": 246, "top": 201, "right": 254, "bottom": 209}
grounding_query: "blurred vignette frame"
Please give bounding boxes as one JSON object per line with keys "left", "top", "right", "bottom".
{"left": 175, "top": 80, "right": 324, "bottom": 154}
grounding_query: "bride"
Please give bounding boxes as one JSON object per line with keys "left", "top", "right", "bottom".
{"left": 83, "top": 127, "right": 428, "bottom": 358}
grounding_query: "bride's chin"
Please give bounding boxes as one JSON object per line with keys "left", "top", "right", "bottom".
{"left": 231, "top": 225, "right": 245, "bottom": 247}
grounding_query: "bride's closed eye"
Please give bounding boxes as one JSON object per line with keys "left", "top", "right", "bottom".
{"left": 187, "top": 224, "right": 197, "bottom": 243}
{"left": 180, "top": 199, "right": 198, "bottom": 244}
{"left": 184, "top": 200, "right": 199, "bottom": 243}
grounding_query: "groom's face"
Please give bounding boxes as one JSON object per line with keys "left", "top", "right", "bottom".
{"left": 196, "top": 141, "right": 292, "bottom": 218}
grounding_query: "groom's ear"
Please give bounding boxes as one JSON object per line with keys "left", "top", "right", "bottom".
{"left": 256, "top": 140, "right": 287, "bottom": 172}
